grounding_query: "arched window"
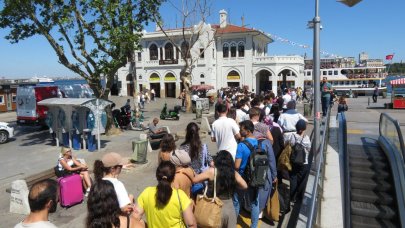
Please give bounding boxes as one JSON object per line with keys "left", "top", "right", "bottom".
{"left": 200, "top": 74, "right": 204, "bottom": 78}
{"left": 126, "top": 74, "right": 132, "bottom": 81}
{"left": 165, "top": 43, "right": 174, "bottom": 60}
{"left": 181, "top": 41, "right": 190, "bottom": 59}
{"left": 149, "top": 44, "right": 158, "bottom": 60}
{"left": 238, "top": 42, "right": 245, "bottom": 57}
{"left": 230, "top": 43, "right": 237, "bottom": 57}
{"left": 223, "top": 43, "right": 229, "bottom": 58}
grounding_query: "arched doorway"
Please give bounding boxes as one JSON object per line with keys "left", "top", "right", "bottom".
{"left": 227, "top": 70, "right": 240, "bottom": 88}
{"left": 149, "top": 73, "right": 161, "bottom": 98}
{"left": 126, "top": 74, "right": 134, "bottom": 96}
{"left": 278, "top": 69, "right": 297, "bottom": 90}
{"left": 256, "top": 70, "right": 272, "bottom": 94}
{"left": 164, "top": 73, "right": 176, "bottom": 98}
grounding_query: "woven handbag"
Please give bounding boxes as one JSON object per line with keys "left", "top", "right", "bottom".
{"left": 194, "top": 168, "right": 223, "bottom": 228}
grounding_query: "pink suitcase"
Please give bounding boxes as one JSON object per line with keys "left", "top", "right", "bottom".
{"left": 58, "top": 174, "right": 83, "bottom": 207}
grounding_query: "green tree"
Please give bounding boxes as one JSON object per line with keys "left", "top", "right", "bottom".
{"left": 0, "top": 0, "right": 163, "bottom": 99}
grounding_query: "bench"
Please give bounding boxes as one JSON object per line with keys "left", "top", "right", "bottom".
{"left": 6, "top": 168, "right": 56, "bottom": 193}
{"left": 6, "top": 167, "right": 93, "bottom": 193}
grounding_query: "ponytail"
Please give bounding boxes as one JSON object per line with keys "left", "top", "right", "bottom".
{"left": 93, "top": 160, "right": 108, "bottom": 182}
{"left": 155, "top": 161, "right": 175, "bottom": 206}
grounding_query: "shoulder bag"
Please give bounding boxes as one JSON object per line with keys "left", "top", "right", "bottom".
{"left": 194, "top": 168, "right": 223, "bottom": 228}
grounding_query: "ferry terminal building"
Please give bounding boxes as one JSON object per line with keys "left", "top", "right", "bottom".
{"left": 116, "top": 10, "right": 304, "bottom": 98}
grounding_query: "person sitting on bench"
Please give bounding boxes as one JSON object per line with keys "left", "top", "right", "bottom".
{"left": 148, "top": 118, "right": 167, "bottom": 139}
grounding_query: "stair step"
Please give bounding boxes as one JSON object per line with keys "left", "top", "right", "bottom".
{"left": 351, "top": 189, "right": 394, "bottom": 205}
{"left": 349, "top": 151, "right": 386, "bottom": 161}
{"left": 351, "top": 201, "right": 396, "bottom": 220}
{"left": 350, "top": 167, "right": 390, "bottom": 179}
{"left": 351, "top": 215, "right": 397, "bottom": 228}
{"left": 350, "top": 177, "right": 393, "bottom": 192}
{"left": 350, "top": 158, "right": 388, "bottom": 170}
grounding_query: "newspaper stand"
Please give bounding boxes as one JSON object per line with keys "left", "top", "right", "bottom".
{"left": 390, "top": 78, "right": 405, "bottom": 109}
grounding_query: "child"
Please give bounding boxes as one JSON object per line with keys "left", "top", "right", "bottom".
{"left": 337, "top": 96, "right": 348, "bottom": 113}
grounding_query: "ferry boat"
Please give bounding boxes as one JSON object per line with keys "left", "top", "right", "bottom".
{"left": 303, "top": 56, "right": 387, "bottom": 96}
{"left": 29, "top": 76, "right": 55, "bottom": 84}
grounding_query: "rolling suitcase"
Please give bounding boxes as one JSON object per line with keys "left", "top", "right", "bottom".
{"left": 58, "top": 174, "right": 83, "bottom": 207}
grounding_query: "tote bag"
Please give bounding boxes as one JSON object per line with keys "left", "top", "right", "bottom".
{"left": 194, "top": 168, "right": 223, "bottom": 228}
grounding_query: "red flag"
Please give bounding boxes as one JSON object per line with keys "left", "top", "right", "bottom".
{"left": 386, "top": 54, "right": 394, "bottom": 60}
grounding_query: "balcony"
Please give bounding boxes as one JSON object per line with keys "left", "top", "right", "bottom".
{"left": 253, "top": 56, "right": 304, "bottom": 65}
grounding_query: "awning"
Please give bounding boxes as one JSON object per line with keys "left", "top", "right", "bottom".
{"left": 191, "top": 84, "right": 215, "bottom": 91}
{"left": 390, "top": 78, "right": 405, "bottom": 85}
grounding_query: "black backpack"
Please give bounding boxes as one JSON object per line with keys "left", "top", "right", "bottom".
{"left": 290, "top": 135, "right": 306, "bottom": 165}
{"left": 242, "top": 139, "right": 269, "bottom": 188}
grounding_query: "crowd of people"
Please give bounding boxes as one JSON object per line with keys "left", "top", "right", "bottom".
{"left": 16, "top": 86, "right": 319, "bottom": 228}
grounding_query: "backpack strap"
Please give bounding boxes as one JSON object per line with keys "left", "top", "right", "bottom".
{"left": 242, "top": 140, "right": 255, "bottom": 153}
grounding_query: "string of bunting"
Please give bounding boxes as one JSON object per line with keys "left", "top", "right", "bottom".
{"left": 267, "top": 33, "right": 341, "bottom": 58}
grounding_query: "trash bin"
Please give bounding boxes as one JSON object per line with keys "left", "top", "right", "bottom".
{"left": 304, "top": 103, "right": 312, "bottom": 117}
{"left": 132, "top": 140, "right": 148, "bottom": 164}
{"left": 382, "top": 92, "right": 387, "bottom": 98}
{"left": 196, "top": 108, "right": 203, "bottom": 119}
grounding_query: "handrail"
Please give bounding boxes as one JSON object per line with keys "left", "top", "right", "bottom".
{"left": 378, "top": 113, "right": 405, "bottom": 228}
{"left": 306, "top": 105, "right": 331, "bottom": 227}
{"left": 338, "top": 112, "right": 350, "bottom": 228}
{"left": 379, "top": 113, "right": 405, "bottom": 159}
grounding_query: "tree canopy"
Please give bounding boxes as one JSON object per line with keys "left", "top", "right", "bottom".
{"left": 0, "top": 0, "right": 163, "bottom": 98}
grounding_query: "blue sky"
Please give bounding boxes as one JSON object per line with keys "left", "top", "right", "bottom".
{"left": 0, "top": 0, "right": 404, "bottom": 79}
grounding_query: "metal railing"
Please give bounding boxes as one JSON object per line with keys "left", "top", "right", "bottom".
{"left": 338, "top": 112, "right": 350, "bottom": 228}
{"left": 378, "top": 113, "right": 405, "bottom": 228}
{"left": 306, "top": 106, "right": 331, "bottom": 227}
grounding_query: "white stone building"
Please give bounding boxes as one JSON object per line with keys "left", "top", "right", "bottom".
{"left": 116, "top": 10, "right": 304, "bottom": 97}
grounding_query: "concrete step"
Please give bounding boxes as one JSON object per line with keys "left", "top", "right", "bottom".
{"left": 351, "top": 201, "right": 396, "bottom": 220}
{"left": 351, "top": 215, "right": 397, "bottom": 228}
{"left": 351, "top": 189, "right": 394, "bottom": 205}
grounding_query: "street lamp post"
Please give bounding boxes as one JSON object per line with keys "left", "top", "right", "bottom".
{"left": 312, "top": 0, "right": 321, "bottom": 151}
{"left": 312, "top": 0, "right": 362, "bottom": 151}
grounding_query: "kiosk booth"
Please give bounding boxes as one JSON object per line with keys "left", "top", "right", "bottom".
{"left": 390, "top": 78, "right": 405, "bottom": 109}
{"left": 38, "top": 98, "right": 112, "bottom": 151}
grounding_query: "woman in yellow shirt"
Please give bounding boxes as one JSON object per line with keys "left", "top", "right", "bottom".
{"left": 137, "top": 161, "right": 196, "bottom": 228}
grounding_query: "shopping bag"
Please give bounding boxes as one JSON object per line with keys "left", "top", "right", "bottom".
{"left": 265, "top": 182, "right": 280, "bottom": 221}
{"left": 194, "top": 168, "right": 223, "bottom": 228}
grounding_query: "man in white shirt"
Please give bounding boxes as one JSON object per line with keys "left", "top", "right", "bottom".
{"left": 15, "top": 179, "right": 58, "bottom": 228}
{"left": 282, "top": 89, "right": 292, "bottom": 112}
{"left": 211, "top": 103, "right": 241, "bottom": 159}
{"left": 278, "top": 100, "right": 308, "bottom": 133}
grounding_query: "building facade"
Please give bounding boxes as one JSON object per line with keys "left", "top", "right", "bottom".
{"left": 117, "top": 10, "right": 304, "bottom": 97}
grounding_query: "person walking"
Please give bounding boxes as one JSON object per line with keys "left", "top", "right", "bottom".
{"left": 14, "top": 179, "right": 58, "bottom": 228}
{"left": 373, "top": 85, "right": 378, "bottom": 103}
{"left": 320, "top": 77, "right": 332, "bottom": 116}
{"left": 233, "top": 120, "right": 261, "bottom": 228}
{"left": 151, "top": 88, "right": 155, "bottom": 101}
{"left": 284, "top": 120, "right": 311, "bottom": 203}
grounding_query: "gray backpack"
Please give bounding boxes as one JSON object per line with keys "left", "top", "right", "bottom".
{"left": 242, "top": 139, "right": 269, "bottom": 188}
